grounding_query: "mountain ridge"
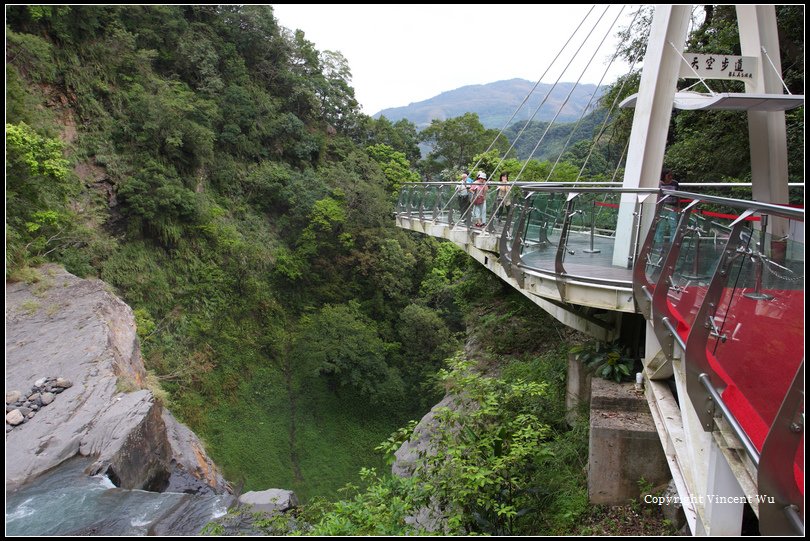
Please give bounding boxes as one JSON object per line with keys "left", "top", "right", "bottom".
{"left": 374, "top": 78, "right": 605, "bottom": 129}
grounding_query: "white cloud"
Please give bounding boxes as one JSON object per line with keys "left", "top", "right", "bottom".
{"left": 272, "top": 4, "right": 638, "bottom": 114}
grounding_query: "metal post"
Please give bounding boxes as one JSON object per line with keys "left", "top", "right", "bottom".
{"left": 583, "top": 199, "right": 601, "bottom": 253}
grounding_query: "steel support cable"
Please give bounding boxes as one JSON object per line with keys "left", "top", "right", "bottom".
{"left": 546, "top": 5, "right": 630, "bottom": 182}
{"left": 511, "top": 5, "right": 612, "bottom": 182}
{"left": 761, "top": 46, "right": 792, "bottom": 95}
{"left": 609, "top": 138, "right": 631, "bottom": 182}
{"left": 448, "top": 5, "right": 610, "bottom": 228}
{"left": 576, "top": 7, "right": 648, "bottom": 182}
{"left": 479, "top": 5, "right": 614, "bottom": 232}
{"left": 466, "top": 5, "right": 598, "bottom": 178}
{"left": 443, "top": 6, "right": 599, "bottom": 227}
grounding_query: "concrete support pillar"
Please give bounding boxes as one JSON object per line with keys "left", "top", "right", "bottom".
{"left": 588, "top": 378, "right": 669, "bottom": 504}
{"left": 696, "top": 440, "right": 745, "bottom": 535}
{"left": 565, "top": 352, "right": 592, "bottom": 425}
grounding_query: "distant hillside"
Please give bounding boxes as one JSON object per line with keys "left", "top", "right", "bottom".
{"left": 504, "top": 108, "right": 608, "bottom": 162}
{"left": 375, "top": 78, "right": 605, "bottom": 130}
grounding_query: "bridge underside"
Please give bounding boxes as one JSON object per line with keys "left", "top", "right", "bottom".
{"left": 397, "top": 216, "right": 635, "bottom": 341}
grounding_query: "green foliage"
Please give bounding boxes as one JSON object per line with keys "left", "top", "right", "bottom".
{"left": 419, "top": 112, "right": 510, "bottom": 173}
{"left": 365, "top": 143, "right": 419, "bottom": 196}
{"left": 571, "top": 340, "right": 636, "bottom": 383}
{"left": 268, "top": 349, "right": 588, "bottom": 536}
{"left": 6, "top": 122, "right": 70, "bottom": 182}
{"left": 356, "top": 116, "right": 420, "bottom": 164}
{"left": 133, "top": 307, "right": 156, "bottom": 342}
{"left": 116, "top": 160, "right": 201, "bottom": 246}
{"left": 292, "top": 302, "right": 402, "bottom": 403}
{"left": 5, "top": 122, "right": 84, "bottom": 273}
{"left": 6, "top": 28, "right": 58, "bottom": 84}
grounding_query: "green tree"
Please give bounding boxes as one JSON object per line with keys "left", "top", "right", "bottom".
{"left": 6, "top": 122, "right": 76, "bottom": 272}
{"left": 365, "top": 143, "right": 419, "bottom": 195}
{"left": 419, "top": 112, "right": 509, "bottom": 173}
{"left": 293, "top": 302, "right": 402, "bottom": 402}
{"left": 356, "top": 116, "right": 421, "bottom": 164}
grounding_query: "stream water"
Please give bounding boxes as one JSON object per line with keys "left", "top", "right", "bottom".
{"left": 5, "top": 457, "right": 232, "bottom": 536}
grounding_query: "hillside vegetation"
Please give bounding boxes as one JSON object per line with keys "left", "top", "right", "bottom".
{"left": 6, "top": 5, "right": 455, "bottom": 499}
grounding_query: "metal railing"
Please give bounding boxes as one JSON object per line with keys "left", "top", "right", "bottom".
{"left": 396, "top": 181, "right": 804, "bottom": 534}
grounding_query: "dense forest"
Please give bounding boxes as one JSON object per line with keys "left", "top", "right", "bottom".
{"left": 5, "top": 4, "right": 803, "bottom": 535}
{"left": 6, "top": 5, "right": 459, "bottom": 500}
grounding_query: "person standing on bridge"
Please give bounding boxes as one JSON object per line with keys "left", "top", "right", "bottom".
{"left": 659, "top": 167, "right": 679, "bottom": 191}
{"left": 457, "top": 170, "right": 471, "bottom": 216}
{"left": 471, "top": 171, "right": 488, "bottom": 227}
{"left": 495, "top": 171, "right": 512, "bottom": 223}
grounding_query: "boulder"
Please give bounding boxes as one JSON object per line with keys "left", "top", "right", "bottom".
{"left": 238, "top": 489, "right": 298, "bottom": 513}
{"left": 6, "top": 390, "right": 22, "bottom": 404}
{"left": 5, "top": 265, "right": 230, "bottom": 496}
{"left": 391, "top": 394, "right": 470, "bottom": 533}
{"left": 6, "top": 409, "right": 25, "bottom": 426}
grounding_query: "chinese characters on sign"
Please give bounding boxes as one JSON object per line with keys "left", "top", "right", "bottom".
{"left": 680, "top": 53, "right": 758, "bottom": 82}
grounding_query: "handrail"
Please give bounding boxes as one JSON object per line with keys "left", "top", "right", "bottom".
{"left": 662, "top": 189, "right": 805, "bottom": 220}
{"left": 699, "top": 374, "right": 761, "bottom": 466}
{"left": 399, "top": 181, "right": 804, "bottom": 188}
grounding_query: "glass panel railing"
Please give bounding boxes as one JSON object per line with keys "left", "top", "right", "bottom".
{"left": 708, "top": 222, "right": 804, "bottom": 451}
{"left": 435, "top": 184, "right": 458, "bottom": 224}
{"left": 758, "top": 359, "right": 804, "bottom": 536}
{"left": 396, "top": 185, "right": 411, "bottom": 214}
{"left": 502, "top": 197, "right": 524, "bottom": 254}
{"left": 421, "top": 185, "right": 438, "bottom": 221}
{"left": 561, "top": 192, "right": 632, "bottom": 284}
{"left": 483, "top": 184, "right": 499, "bottom": 232}
{"left": 666, "top": 204, "right": 734, "bottom": 333}
{"left": 645, "top": 205, "right": 681, "bottom": 285}
{"left": 407, "top": 185, "right": 423, "bottom": 218}
{"left": 519, "top": 192, "right": 566, "bottom": 273}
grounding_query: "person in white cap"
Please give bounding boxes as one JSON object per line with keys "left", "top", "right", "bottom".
{"left": 470, "top": 171, "right": 488, "bottom": 227}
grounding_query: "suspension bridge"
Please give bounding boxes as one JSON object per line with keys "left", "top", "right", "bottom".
{"left": 395, "top": 5, "right": 803, "bottom": 536}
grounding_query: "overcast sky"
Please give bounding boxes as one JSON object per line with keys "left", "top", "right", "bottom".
{"left": 272, "top": 4, "right": 640, "bottom": 115}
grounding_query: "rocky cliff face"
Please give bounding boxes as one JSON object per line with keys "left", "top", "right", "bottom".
{"left": 5, "top": 264, "right": 229, "bottom": 495}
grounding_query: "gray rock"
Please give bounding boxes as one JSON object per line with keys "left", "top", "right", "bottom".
{"left": 40, "top": 392, "right": 55, "bottom": 406}
{"left": 6, "top": 390, "right": 22, "bottom": 404}
{"left": 35, "top": 377, "right": 48, "bottom": 387}
{"left": 239, "top": 489, "right": 298, "bottom": 513}
{"left": 27, "top": 411, "right": 36, "bottom": 419}
{"left": 5, "top": 265, "right": 229, "bottom": 495}
{"left": 162, "top": 410, "right": 232, "bottom": 494}
{"left": 54, "top": 378, "right": 73, "bottom": 389}
{"left": 31, "top": 405, "right": 39, "bottom": 411}
{"left": 6, "top": 409, "right": 25, "bottom": 426}
{"left": 393, "top": 394, "right": 468, "bottom": 477}
{"left": 28, "top": 392, "right": 41, "bottom": 404}
{"left": 391, "top": 394, "right": 469, "bottom": 533}
{"left": 18, "top": 407, "right": 32, "bottom": 417}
